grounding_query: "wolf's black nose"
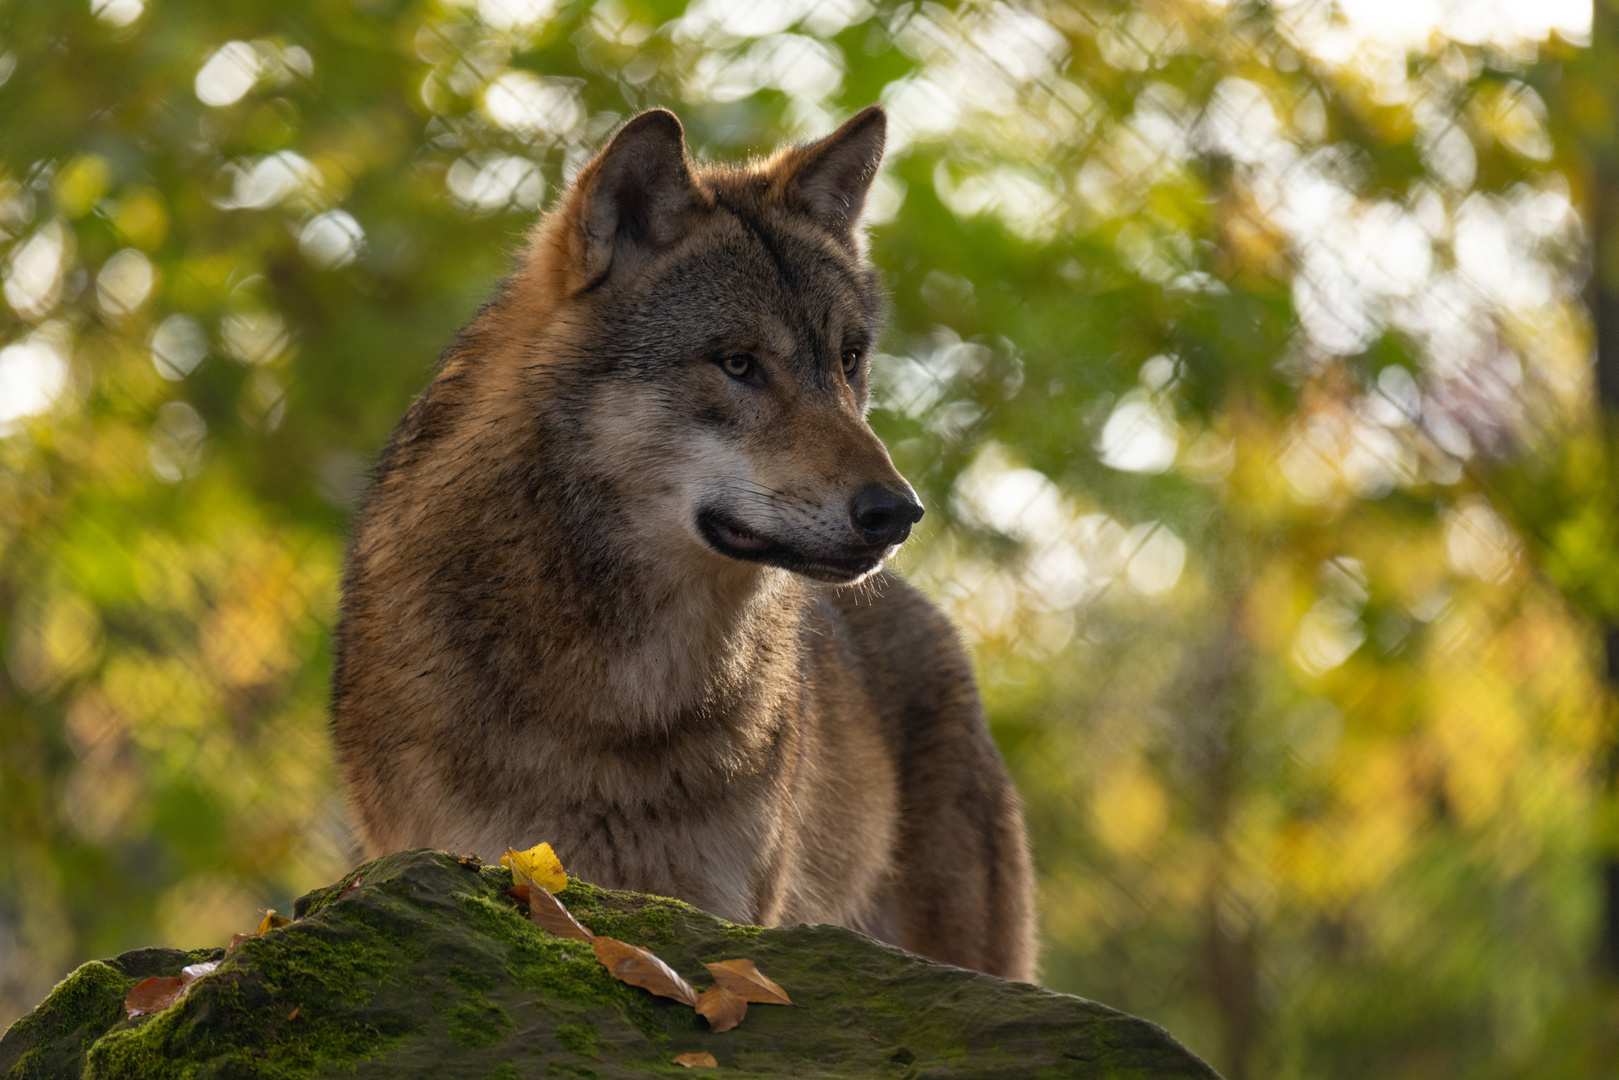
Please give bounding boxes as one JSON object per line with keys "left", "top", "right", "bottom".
{"left": 850, "top": 484, "right": 925, "bottom": 546}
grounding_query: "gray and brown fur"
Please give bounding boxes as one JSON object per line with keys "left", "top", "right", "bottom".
{"left": 332, "top": 106, "right": 1036, "bottom": 981}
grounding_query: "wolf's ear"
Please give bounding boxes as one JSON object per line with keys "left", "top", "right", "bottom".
{"left": 571, "top": 109, "right": 700, "bottom": 283}
{"left": 782, "top": 106, "right": 887, "bottom": 237}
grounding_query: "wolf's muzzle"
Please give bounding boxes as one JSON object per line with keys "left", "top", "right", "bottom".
{"left": 849, "top": 484, "right": 925, "bottom": 547}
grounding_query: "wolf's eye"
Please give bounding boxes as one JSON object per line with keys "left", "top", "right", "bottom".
{"left": 720, "top": 354, "right": 754, "bottom": 380}
{"left": 841, "top": 348, "right": 862, "bottom": 377}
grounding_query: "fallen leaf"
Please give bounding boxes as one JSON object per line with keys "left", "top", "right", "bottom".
{"left": 229, "top": 911, "right": 290, "bottom": 953}
{"left": 673, "top": 1051, "right": 718, "bottom": 1068}
{"left": 287, "top": 1005, "right": 301, "bottom": 1020}
{"left": 256, "top": 910, "right": 291, "bottom": 935}
{"left": 506, "top": 882, "right": 531, "bottom": 904}
{"left": 526, "top": 885, "right": 594, "bottom": 943}
{"left": 704, "top": 959, "right": 791, "bottom": 1005}
{"left": 125, "top": 976, "right": 185, "bottom": 1017}
{"left": 338, "top": 875, "right": 363, "bottom": 901}
{"left": 500, "top": 842, "right": 567, "bottom": 893}
{"left": 125, "top": 956, "right": 221, "bottom": 1017}
{"left": 592, "top": 936, "right": 699, "bottom": 1006}
{"left": 695, "top": 985, "right": 748, "bottom": 1033}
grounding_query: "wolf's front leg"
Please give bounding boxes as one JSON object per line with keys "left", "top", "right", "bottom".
{"left": 889, "top": 707, "right": 1037, "bottom": 983}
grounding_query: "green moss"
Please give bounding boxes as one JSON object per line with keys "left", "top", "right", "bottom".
{"left": 554, "top": 881, "right": 697, "bottom": 951}
{"left": 542, "top": 1064, "right": 600, "bottom": 1078}
{"left": 448, "top": 991, "right": 513, "bottom": 1048}
{"left": 1, "top": 961, "right": 129, "bottom": 1080}
{"left": 242, "top": 915, "right": 399, "bottom": 1009}
{"left": 23, "top": 961, "right": 126, "bottom": 1038}
{"left": 446, "top": 965, "right": 498, "bottom": 994}
{"left": 84, "top": 961, "right": 407, "bottom": 1080}
{"left": 502, "top": 929, "right": 671, "bottom": 1045}
{"left": 478, "top": 867, "right": 699, "bottom": 952}
{"left": 83, "top": 882, "right": 428, "bottom": 1078}
{"left": 10, "top": 852, "right": 1219, "bottom": 1079}
{"left": 455, "top": 895, "right": 610, "bottom": 1003}
{"left": 452, "top": 878, "right": 680, "bottom": 1047}
{"left": 455, "top": 892, "right": 538, "bottom": 950}
{"left": 505, "top": 936, "right": 614, "bottom": 1001}
{"left": 553, "top": 1022, "right": 604, "bottom": 1058}
{"left": 290, "top": 875, "right": 353, "bottom": 921}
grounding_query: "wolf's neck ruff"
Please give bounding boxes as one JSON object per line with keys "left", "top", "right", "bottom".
{"left": 384, "top": 368, "right": 796, "bottom": 737}
{"left": 333, "top": 106, "right": 1037, "bottom": 980}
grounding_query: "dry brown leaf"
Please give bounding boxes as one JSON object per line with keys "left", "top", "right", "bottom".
{"left": 125, "top": 976, "right": 185, "bottom": 1017}
{"left": 227, "top": 932, "right": 255, "bottom": 950}
{"left": 338, "top": 875, "right": 363, "bottom": 901}
{"left": 673, "top": 1051, "right": 718, "bottom": 1068}
{"left": 695, "top": 985, "right": 748, "bottom": 1033}
{"left": 704, "top": 959, "right": 791, "bottom": 1005}
{"left": 504, "top": 882, "right": 592, "bottom": 942}
{"left": 124, "top": 960, "right": 218, "bottom": 1018}
{"left": 526, "top": 885, "right": 594, "bottom": 943}
{"left": 592, "top": 936, "right": 699, "bottom": 1006}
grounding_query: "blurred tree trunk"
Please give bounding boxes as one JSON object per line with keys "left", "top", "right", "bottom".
{"left": 1184, "top": 563, "right": 1259, "bottom": 1079}
{"left": 1591, "top": 0, "right": 1619, "bottom": 977}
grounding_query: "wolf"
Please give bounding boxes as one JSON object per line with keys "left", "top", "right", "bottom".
{"left": 332, "top": 105, "right": 1035, "bottom": 981}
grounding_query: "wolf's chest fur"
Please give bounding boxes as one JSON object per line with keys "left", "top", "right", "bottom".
{"left": 333, "top": 106, "right": 1036, "bottom": 980}
{"left": 348, "top": 522, "right": 900, "bottom": 926}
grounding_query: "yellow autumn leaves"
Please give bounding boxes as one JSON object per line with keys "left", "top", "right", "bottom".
{"left": 125, "top": 906, "right": 293, "bottom": 1018}
{"left": 499, "top": 842, "right": 567, "bottom": 893}
{"left": 694, "top": 959, "right": 791, "bottom": 1033}
{"left": 121, "top": 843, "right": 788, "bottom": 1071}
{"left": 503, "top": 841, "right": 791, "bottom": 1041}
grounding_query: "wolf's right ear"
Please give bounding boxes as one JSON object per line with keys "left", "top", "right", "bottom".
{"left": 568, "top": 109, "right": 701, "bottom": 286}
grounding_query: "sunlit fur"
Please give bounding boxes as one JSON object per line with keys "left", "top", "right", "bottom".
{"left": 333, "top": 106, "right": 1036, "bottom": 981}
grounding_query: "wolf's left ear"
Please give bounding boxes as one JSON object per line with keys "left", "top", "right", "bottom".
{"left": 783, "top": 106, "right": 886, "bottom": 237}
{"left": 570, "top": 109, "right": 701, "bottom": 283}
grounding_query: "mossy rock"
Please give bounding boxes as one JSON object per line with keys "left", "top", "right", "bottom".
{"left": 1, "top": 850, "right": 1219, "bottom": 1079}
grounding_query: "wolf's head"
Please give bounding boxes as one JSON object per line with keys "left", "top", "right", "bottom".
{"left": 517, "top": 106, "right": 921, "bottom": 587}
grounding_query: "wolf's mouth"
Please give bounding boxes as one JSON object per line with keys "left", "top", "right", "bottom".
{"left": 709, "top": 517, "right": 772, "bottom": 552}
{"left": 697, "top": 510, "right": 886, "bottom": 584}
{"left": 699, "top": 510, "right": 783, "bottom": 561}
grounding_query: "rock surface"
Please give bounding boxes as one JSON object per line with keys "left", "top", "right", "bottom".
{"left": 0, "top": 850, "right": 1220, "bottom": 1079}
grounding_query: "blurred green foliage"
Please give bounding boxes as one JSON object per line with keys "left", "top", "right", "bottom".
{"left": 3, "top": 0, "right": 1619, "bottom": 1077}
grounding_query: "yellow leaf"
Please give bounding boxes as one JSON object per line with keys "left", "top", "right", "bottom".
{"left": 499, "top": 842, "right": 567, "bottom": 893}
{"left": 256, "top": 910, "right": 291, "bottom": 934}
